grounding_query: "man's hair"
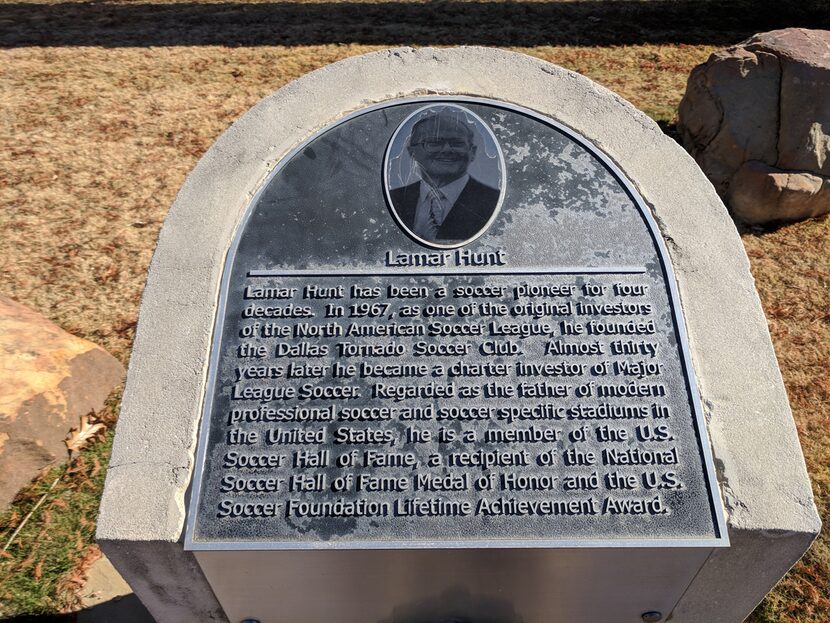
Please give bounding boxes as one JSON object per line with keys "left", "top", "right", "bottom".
{"left": 410, "top": 110, "right": 475, "bottom": 146}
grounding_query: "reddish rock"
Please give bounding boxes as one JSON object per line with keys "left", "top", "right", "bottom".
{"left": 0, "top": 296, "right": 125, "bottom": 510}
{"left": 678, "top": 28, "right": 830, "bottom": 224}
{"left": 730, "top": 161, "right": 830, "bottom": 223}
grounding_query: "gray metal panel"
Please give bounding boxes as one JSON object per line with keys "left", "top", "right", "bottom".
{"left": 196, "top": 547, "right": 713, "bottom": 623}
{"left": 184, "top": 97, "right": 728, "bottom": 550}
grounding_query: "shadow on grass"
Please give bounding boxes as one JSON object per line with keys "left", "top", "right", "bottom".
{"left": 3, "top": 594, "right": 155, "bottom": 622}
{"left": 1, "top": 617, "right": 74, "bottom": 622}
{"left": 2, "top": 615, "right": 77, "bottom": 622}
{"left": 0, "top": 0, "right": 828, "bottom": 48}
{"left": 737, "top": 212, "right": 830, "bottom": 236}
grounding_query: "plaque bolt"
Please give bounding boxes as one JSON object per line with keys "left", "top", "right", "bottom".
{"left": 641, "top": 612, "right": 663, "bottom": 622}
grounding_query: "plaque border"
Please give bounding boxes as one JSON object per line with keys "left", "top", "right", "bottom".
{"left": 183, "top": 96, "right": 730, "bottom": 552}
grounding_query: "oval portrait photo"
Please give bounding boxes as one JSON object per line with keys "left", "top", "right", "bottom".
{"left": 384, "top": 103, "right": 506, "bottom": 249}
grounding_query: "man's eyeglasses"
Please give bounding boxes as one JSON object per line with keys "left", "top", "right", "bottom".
{"left": 412, "top": 139, "right": 471, "bottom": 153}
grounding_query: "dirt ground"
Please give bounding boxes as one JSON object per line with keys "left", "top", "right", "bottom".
{"left": 0, "top": 0, "right": 828, "bottom": 620}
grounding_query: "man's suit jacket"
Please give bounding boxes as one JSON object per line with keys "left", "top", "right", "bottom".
{"left": 389, "top": 177, "right": 501, "bottom": 242}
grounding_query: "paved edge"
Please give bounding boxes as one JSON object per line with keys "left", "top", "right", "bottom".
{"left": 96, "top": 46, "right": 821, "bottom": 623}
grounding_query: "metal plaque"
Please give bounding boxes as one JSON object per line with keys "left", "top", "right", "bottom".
{"left": 184, "top": 98, "right": 727, "bottom": 551}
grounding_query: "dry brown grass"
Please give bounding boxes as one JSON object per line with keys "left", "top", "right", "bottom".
{"left": 742, "top": 219, "right": 830, "bottom": 623}
{"left": 0, "top": 42, "right": 716, "bottom": 366}
{"left": 1, "top": 0, "right": 828, "bottom": 619}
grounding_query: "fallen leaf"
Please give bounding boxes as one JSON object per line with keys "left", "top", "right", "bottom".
{"left": 90, "top": 456, "right": 102, "bottom": 478}
{"left": 65, "top": 412, "right": 106, "bottom": 458}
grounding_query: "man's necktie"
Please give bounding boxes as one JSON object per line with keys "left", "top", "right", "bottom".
{"left": 427, "top": 187, "right": 446, "bottom": 238}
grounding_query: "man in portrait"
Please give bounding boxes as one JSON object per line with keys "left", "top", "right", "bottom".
{"left": 389, "top": 110, "right": 501, "bottom": 244}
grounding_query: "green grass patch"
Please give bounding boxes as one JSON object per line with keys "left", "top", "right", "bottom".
{"left": 0, "top": 402, "right": 117, "bottom": 617}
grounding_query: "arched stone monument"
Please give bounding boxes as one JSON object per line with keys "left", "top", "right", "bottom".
{"left": 97, "top": 47, "right": 819, "bottom": 623}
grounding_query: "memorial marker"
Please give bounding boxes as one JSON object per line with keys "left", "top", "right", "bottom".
{"left": 97, "top": 48, "right": 820, "bottom": 623}
{"left": 184, "top": 99, "right": 726, "bottom": 550}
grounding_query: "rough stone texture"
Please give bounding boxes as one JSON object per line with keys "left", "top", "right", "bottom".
{"left": 730, "top": 160, "right": 830, "bottom": 223}
{"left": 678, "top": 28, "right": 830, "bottom": 224}
{"left": 97, "top": 47, "right": 820, "bottom": 623}
{"left": 0, "top": 295, "right": 124, "bottom": 510}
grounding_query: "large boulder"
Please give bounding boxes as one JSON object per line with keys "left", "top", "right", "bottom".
{"left": 0, "top": 296, "right": 125, "bottom": 510}
{"left": 678, "top": 28, "right": 830, "bottom": 224}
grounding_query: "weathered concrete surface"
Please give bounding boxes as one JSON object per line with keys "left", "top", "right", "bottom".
{"left": 678, "top": 28, "right": 830, "bottom": 224}
{"left": 0, "top": 295, "right": 124, "bottom": 510}
{"left": 98, "top": 540, "right": 223, "bottom": 622}
{"left": 97, "top": 47, "right": 820, "bottom": 623}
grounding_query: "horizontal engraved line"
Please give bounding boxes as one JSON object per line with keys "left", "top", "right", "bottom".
{"left": 247, "top": 267, "right": 647, "bottom": 278}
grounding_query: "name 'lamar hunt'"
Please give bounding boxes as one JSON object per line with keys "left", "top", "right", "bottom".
{"left": 386, "top": 249, "right": 507, "bottom": 267}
